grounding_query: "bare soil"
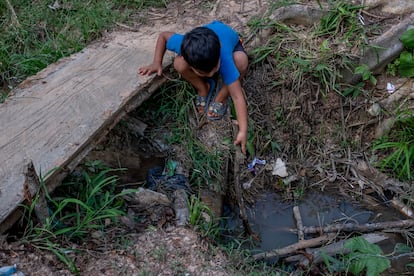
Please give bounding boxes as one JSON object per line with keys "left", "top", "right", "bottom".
{"left": 1, "top": 0, "right": 414, "bottom": 275}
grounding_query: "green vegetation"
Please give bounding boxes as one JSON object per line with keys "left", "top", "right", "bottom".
{"left": 21, "top": 161, "right": 136, "bottom": 273}
{"left": 0, "top": 0, "right": 168, "bottom": 102}
{"left": 188, "top": 194, "right": 220, "bottom": 239}
{"left": 248, "top": 1, "right": 369, "bottom": 97}
{"left": 145, "top": 79, "right": 227, "bottom": 191}
{"left": 396, "top": 28, "right": 414, "bottom": 77}
{"left": 373, "top": 113, "right": 414, "bottom": 181}
{"left": 322, "top": 236, "right": 391, "bottom": 276}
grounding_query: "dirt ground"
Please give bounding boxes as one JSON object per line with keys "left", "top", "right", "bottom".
{"left": 1, "top": 0, "right": 414, "bottom": 275}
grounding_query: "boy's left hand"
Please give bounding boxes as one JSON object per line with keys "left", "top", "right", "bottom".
{"left": 234, "top": 130, "right": 247, "bottom": 155}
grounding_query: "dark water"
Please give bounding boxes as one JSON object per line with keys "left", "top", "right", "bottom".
{"left": 223, "top": 190, "right": 414, "bottom": 274}
{"left": 245, "top": 192, "right": 372, "bottom": 251}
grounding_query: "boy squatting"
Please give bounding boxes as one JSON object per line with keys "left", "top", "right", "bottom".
{"left": 138, "top": 20, "right": 248, "bottom": 155}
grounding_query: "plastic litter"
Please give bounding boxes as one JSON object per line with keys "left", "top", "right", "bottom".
{"left": 0, "top": 265, "right": 16, "bottom": 276}
{"left": 145, "top": 166, "right": 190, "bottom": 194}
{"left": 247, "top": 157, "right": 266, "bottom": 175}
{"left": 0, "top": 264, "right": 25, "bottom": 276}
{"left": 387, "top": 82, "right": 395, "bottom": 93}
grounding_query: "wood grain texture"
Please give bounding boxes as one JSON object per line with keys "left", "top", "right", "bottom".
{"left": 0, "top": 31, "right": 173, "bottom": 230}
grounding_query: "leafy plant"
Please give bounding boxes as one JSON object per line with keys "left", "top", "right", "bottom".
{"left": 373, "top": 113, "right": 414, "bottom": 181}
{"left": 343, "top": 236, "right": 390, "bottom": 276}
{"left": 354, "top": 64, "right": 377, "bottom": 85}
{"left": 322, "top": 236, "right": 391, "bottom": 276}
{"left": 188, "top": 194, "right": 220, "bottom": 239}
{"left": 341, "top": 81, "right": 365, "bottom": 97}
{"left": 317, "top": 2, "right": 364, "bottom": 38}
{"left": 21, "top": 163, "right": 136, "bottom": 272}
{"left": 397, "top": 28, "right": 414, "bottom": 77}
{"left": 341, "top": 64, "right": 376, "bottom": 97}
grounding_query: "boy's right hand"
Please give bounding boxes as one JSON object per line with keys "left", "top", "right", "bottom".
{"left": 138, "top": 63, "right": 163, "bottom": 76}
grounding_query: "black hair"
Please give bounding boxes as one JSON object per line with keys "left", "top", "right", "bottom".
{"left": 181, "top": 27, "right": 220, "bottom": 73}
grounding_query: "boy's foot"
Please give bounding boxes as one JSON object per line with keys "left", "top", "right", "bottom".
{"left": 195, "top": 78, "right": 216, "bottom": 114}
{"left": 207, "top": 100, "right": 228, "bottom": 120}
{"left": 195, "top": 95, "right": 208, "bottom": 113}
{"left": 207, "top": 78, "right": 228, "bottom": 120}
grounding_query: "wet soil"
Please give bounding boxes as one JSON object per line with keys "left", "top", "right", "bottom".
{"left": 1, "top": 0, "right": 414, "bottom": 275}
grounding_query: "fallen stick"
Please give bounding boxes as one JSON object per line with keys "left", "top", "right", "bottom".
{"left": 300, "top": 219, "right": 414, "bottom": 234}
{"left": 284, "top": 233, "right": 389, "bottom": 266}
{"left": 252, "top": 233, "right": 336, "bottom": 261}
{"left": 293, "top": 206, "right": 304, "bottom": 241}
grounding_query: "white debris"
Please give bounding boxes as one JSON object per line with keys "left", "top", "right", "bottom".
{"left": 272, "top": 158, "right": 288, "bottom": 177}
{"left": 387, "top": 82, "right": 395, "bottom": 93}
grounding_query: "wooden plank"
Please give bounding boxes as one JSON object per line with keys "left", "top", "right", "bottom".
{"left": 0, "top": 31, "right": 173, "bottom": 231}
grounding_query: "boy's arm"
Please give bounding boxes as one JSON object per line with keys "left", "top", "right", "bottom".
{"left": 138, "top": 31, "right": 174, "bottom": 76}
{"left": 228, "top": 80, "right": 248, "bottom": 155}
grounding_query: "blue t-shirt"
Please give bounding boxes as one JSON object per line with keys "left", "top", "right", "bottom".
{"left": 166, "top": 21, "right": 240, "bottom": 86}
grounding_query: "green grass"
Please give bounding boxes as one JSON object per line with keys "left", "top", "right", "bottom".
{"left": 142, "top": 79, "right": 227, "bottom": 191}
{"left": 248, "top": 1, "right": 369, "bottom": 97}
{"left": 21, "top": 161, "right": 137, "bottom": 273}
{"left": 188, "top": 194, "right": 220, "bottom": 239}
{"left": 373, "top": 113, "right": 414, "bottom": 181}
{"left": 0, "top": 0, "right": 168, "bottom": 101}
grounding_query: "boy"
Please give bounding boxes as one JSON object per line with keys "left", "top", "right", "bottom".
{"left": 138, "top": 20, "right": 248, "bottom": 155}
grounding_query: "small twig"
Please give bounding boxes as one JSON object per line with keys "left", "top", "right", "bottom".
{"left": 361, "top": 10, "right": 391, "bottom": 20}
{"left": 293, "top": 206, "right": 304, "bottom": 241}
{"left": 253, "top": 234, "right": 336, "bottom": 260}
{"left": 6, "top": 0, "right": 20, "bottom": 27}
{"left": 114, "top": 22, "right": 138, "bottom": 32}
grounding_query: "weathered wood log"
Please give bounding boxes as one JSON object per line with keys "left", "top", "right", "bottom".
{"left": 293, "top": 206, "right": 304, "bottom": 241}
{"left": 342, "top": 13, "right": 414, "bottom": 84}
{"left": 284, "top": 233, "right": 389, "bottom": 266}
{"left": 252, "top": 234, "right": 336, "bottom": 261}
{"left": 300, "top": 219, "right": 414, "bottom": 234}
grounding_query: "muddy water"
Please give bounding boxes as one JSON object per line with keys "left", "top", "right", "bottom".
{"left": 248, "top": 192, "right": 373, "bottom": 251}
{"left": 223, "top": 190, "right": 413, "bottom": 274}
{"left": 225, "top": 191, "right": 374, "bottom": 251}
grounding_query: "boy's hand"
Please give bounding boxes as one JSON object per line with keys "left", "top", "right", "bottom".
{"left": 138, "top": 64, "right": 163, "bottom": 76}
{"left": 234, "top": 130, "right": 247, "bottom": 155}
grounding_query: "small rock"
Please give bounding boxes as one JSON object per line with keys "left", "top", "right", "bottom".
{"left": 367, "top": 103, "right": 381, "bottom": 116}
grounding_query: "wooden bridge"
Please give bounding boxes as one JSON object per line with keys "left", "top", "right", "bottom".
{"left": 0, "top": 31, "right": 173, "bottom": 232}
